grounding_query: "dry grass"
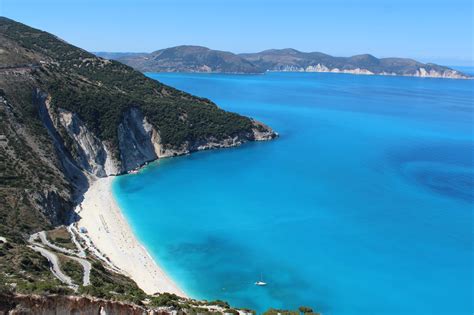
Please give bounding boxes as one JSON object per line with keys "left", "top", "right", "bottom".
{"left": 46, "top": 227, "right": 75, "bottom": 250}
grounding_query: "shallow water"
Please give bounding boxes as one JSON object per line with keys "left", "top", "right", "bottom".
{"left": 113, "top": 72, "right": 473, "bottom": 314}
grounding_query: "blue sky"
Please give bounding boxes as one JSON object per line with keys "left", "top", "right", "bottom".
{"left": 1, "top": 0, "right": 473, "bottom": 65}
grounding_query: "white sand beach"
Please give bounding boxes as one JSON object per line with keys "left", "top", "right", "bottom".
{"left": 76, "top": 176, "right": 186, "bottom": 297}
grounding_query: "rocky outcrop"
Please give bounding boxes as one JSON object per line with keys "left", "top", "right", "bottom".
{"left": 160, "top": 120, "right": 277, "bottom": 154}
{"left": 251, "top": 120, "right": 278, "bottom": 141}
{"left": 28, "top": 190, "right": 71, "bottom": 226}
{"left": 412, "top": 67, "right": 468, "bottom": 79}
{"left": 56, "top": 108, "right": 120, "bottom": 177}
{"left": 0, "top": 294, "right": 166, "bottom": 315}
{"left": 38, "top": 94, "right": 277, "bottom": 178}
{"left": 118, "top": 108, "right": 159, "bottom": 171}
{"left": 269, "top": 63, "right": 468, "bottom": 78}
{"left": 38, "top": 92, "right": 120, "bottom": 178}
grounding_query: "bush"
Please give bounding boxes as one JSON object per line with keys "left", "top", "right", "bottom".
{"left": 149, "top": 292, "right": 180, "bottom": 307}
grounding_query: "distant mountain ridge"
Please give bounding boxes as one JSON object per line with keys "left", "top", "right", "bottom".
{"left": 98, "top": 46, "right": 258, "bottom": 74}
{"left": 95, "top": 46, "right": 470, "bottom": 79}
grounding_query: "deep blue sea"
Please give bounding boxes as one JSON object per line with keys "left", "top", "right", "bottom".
{"left": 113, "top": 71, "right": 473, "bottom": 314}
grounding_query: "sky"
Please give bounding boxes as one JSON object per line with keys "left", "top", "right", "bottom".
{"left": 1, "top": 0, "right": 473, "bottom": 66}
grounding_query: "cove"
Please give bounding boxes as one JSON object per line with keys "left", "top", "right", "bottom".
{"left": 113, "top": 72, "right": 473, "bottom": 314}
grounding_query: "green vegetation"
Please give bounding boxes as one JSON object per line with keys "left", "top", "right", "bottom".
{"left": 0, "top": 240, "right": 73, "bottom": 295}
{"left": 1, "top": 17, "right": 257, "bottom": 156}
{"left": 0, "top": 17, "right": 273, "bottom": 311}
{"left": 59, "top": 255, "right": 83, "bottom": 284}
{"left": 106, "top": 45, "right": 261, "bottom": 73}
{"left": 79, "top": 260, "right": 146, "bottom": 304}
{"left": 209, "top": 299, "right": 230, "bottom": 308}
{"left": 148, "top": 292, "right": 181, "bottom": 307}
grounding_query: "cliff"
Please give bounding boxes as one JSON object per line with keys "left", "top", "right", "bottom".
{"left": 0, "top": 16, "right": 276, "bottom": 306}
{"left": 242, "top": 50, "right": 469, "bottom": 79}
{"left": 0, "top": 294, "right": 150, "bottom": 315}
{"left": 0, "top": 293, "right": 248, "bottom": 314}
{"left": 97, "top": 46, "right": 470, "bottom": 79}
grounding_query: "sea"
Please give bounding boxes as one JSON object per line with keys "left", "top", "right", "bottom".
{"left": 113, "top": 70, "right": 474, "bottom": 314}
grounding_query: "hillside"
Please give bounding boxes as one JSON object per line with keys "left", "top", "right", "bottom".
{"left": 240, "top": 49, "right": 469, "bottom": 78}
{"left": 0, "top": 16, "right": 275, "bottom": 306}
{"left": 99, "top": 46, "right": 470, "bottom": 79}
{"left": 101, "top": 45, "right": 260, "bottom": 73}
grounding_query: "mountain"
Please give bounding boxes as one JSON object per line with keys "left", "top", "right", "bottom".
{"left": 99, "top": 46, "right": 470, "bottom": 79}
{"left": 0, "top": 16, "right": 275, "bottom": 306}
{"left": 99, "top": 45, "right": 260, "bottom": 73}
{"left": 240, "top": 49, "right": 469, "bottom": 78}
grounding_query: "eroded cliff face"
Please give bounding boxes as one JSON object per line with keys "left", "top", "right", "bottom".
{"left": 0, "top": 294, "right": 171, "bottom": 315}
{"left": 269, "top": 63, "right": 470, "bottom": 79}
{"left": 37, "top": 92, "right": 276, "bottom": 178}
{"left": 57, "top": 108, "right": 120, "bottom": 177}
{"left": 118, "top": 108, "right": 160, "bottom": 171}
{"left": 37, "top": 91, "right": 120, "bottom": 178}
{"left": 42, "top": 97, "right": 179, "bottom": 176}
{"left": 412, "top": 67, "right": 467, "bottom": 79}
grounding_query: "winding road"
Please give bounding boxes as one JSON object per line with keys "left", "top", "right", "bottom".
{"left": 28, "top": 244, "right": 78, "bottom": 289}
{"left": 28, "top": 230, "right": 91, "bottom": 287}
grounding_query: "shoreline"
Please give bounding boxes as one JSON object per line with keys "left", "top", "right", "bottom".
{"left": 75, "top": 176, "right": 187, "bottom": 297}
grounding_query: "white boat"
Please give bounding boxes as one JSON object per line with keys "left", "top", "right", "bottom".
{"left": 255, "top": 274, "right": 267, "bottom": 286}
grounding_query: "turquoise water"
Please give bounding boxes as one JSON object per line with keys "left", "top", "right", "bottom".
{"left": 113, "top": 72, "right": 474, "bottom": 314}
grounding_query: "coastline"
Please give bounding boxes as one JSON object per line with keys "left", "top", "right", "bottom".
{"left": 75, "top": 176, "right": 187, "bottom": 297}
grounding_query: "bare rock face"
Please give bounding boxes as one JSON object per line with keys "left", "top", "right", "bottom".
{"left": 269, "top": 63, "right": 469, "bottom": 79}
{"left": 56, "top": 108, "right": 120, "bottom": 177}
{"left": 251, "top": 120, "right": 278, "bottom": 141}
{"left": 413, "top": 67, "right": 468, "bottom": 79}
{"left": 36, "top": 91, "right": 120, "bottom": 178}
{"left": 117, "top": 108, "right": 160, "bottom": 171}
{"left": 0, "top": 294, "right": 170, "bottom": 315}
{"left": 38, "top": 92, "right": 277, "bottom": 178}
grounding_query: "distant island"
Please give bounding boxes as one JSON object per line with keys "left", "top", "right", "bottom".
{"left": 95, "top": 45, "right": 470, "bottom": 79}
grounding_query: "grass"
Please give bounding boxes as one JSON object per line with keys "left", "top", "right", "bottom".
{"left": 58, "top": 254, "right": 83, "bottom": 285}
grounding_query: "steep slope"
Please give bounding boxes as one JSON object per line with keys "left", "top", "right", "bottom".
{"left": 114, "top": 45, "right": 260, "bottom": 73}
{"left": 1, "top": 18, "right": 275, "bottom": 176}
{"left": 0, "top": 17, "right": 276, "bottom": 302}
{"left": 99, "top": 46, "right": 470, "bottom": 79}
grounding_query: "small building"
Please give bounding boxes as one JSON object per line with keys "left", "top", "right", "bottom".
{"left": 79, "top": 227, "right": 88, "bottom": 233}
